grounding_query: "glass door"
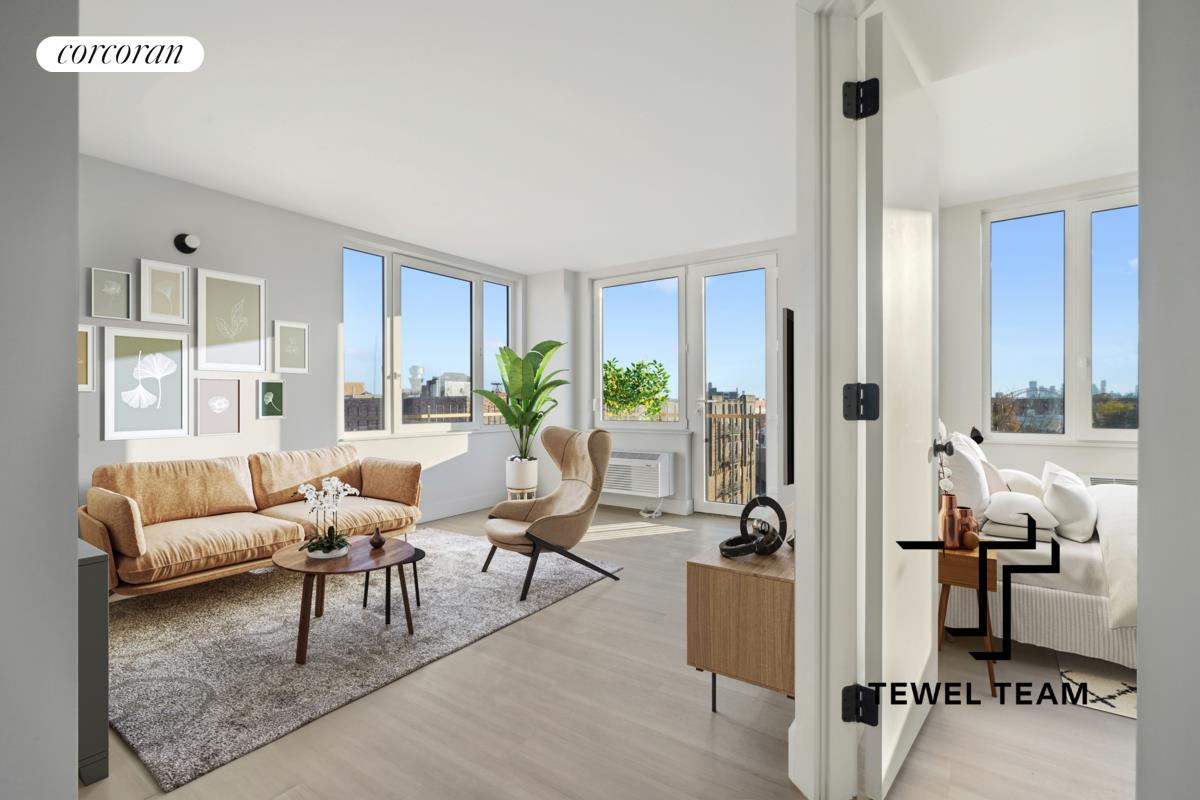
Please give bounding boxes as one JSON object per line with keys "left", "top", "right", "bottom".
{"left": 689, "top": 258, "right": 773, "bottom": 515}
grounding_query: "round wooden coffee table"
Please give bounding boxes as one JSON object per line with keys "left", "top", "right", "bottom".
{"left": 272, "top": 535, "right": 415, "bottom": 664}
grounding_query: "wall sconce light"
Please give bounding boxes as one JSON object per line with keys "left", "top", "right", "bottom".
{"left": 173, "top": 233, "right": 199, "bottom": 254}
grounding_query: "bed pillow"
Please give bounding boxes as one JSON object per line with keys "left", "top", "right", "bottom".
{"left": 980, "top": 520, "right": 1055, "bottom": 544}
{"left": 1043, "top": 478, "right": 1098, "bottom": 542}
{"left": 983, "top": 491, "right": 1059, "bottom": 531}
{"left": 998, "top": 468, "right": 1043, "bottom": 499}
{"left": 945, "top": 443, "right": 990, "bottom": 514}
{"left": 980, "top": 460, "right": 1008, "bottom": 495}
{"left": 950, "top": 431, "right": 988, "bottom": 463}
{"left": 1041, "top": 461, "right": 1085, "bottom": 494}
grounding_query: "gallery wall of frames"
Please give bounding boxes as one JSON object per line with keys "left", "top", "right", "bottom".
{"left": 79, "top": 261, "right": 308, "bottom": 441}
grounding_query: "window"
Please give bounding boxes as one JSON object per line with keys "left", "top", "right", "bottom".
{"left": 1090, "top": 205, "right": 1139, "bottom": 430}
{"left": 400, "top": 266, "right": 472, "bottom": 425}
{"left": 339, "top": 247, "right": 515, "bottom": 436}
{"left": 989, "top": 211, "right": 1066, "bottom": 434}
{"left": 342, "top": 248, "right": 386, "bottom": 432}
{"left": 598, "top": 275, "right": 681, "bottom": 423}
{"left": 985, "top": 192, "right": 1138, "bottom": 440}
{"left": 482, "top": 281, "right": 509, "bottom": 425}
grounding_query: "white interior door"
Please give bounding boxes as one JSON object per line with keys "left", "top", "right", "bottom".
{"left": 860, "top": 9, "right": 940, "bottom": 798}
{"left": 687, "top": 255, "right": 777, "bottom": 516}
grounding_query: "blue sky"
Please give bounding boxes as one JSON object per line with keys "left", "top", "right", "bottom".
{"left": 991, "top": 208, "right": 1138, "bottom": 396}
{"left": 344, "top": 250, "right": 510, "bottom": 393}
{"left": 602, "top": 270, "right": 766, "bottom": 399}
{"left": 1091, "top": 205, "right": 1139, "bottom": 394}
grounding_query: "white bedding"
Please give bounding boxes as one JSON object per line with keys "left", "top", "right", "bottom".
{"left": 977, "top": 530, "right": 1108, "bottom": 597}
{"left": 1092, "top": 483, "right": 1138, "bottom": 628}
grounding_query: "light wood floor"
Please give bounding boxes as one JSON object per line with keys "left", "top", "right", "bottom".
{"left": 82, "top": 506, "right": 1135, "bottom": 800}
{"left": 82, "top": 507, "right": 801, "bottom": 800}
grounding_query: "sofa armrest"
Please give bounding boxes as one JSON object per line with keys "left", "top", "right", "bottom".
{"left": 86, "top": 486, "right": 147, "bottom": 558}
{"left": 77, "top": 506, "right": 119, "bottom": 590}
{"left": 360, "top": 458, "right": 422, "bottom": 507}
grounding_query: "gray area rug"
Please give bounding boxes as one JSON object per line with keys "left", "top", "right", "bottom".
{"left": 108, "top": 528, "right": 620, "bottom": 791}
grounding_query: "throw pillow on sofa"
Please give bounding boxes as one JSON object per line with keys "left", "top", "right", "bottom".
{"left": 1042, "top": 477, "right": 1098, "bottom": 543}
{"left": 979, "top": 459, "right": 1009, "bottom": 495}
{"left": 1041, "top": 461, "right": 1086, "bottom": 494}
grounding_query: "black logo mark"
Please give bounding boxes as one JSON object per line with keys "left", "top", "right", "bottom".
{"left": 898, "top": 514, "right": 1060, "bottom": 662}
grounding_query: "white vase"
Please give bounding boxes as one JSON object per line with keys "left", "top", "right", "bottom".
{"left": 307, "top": 545, "right": 349, "bottom": 560}
{"left": 505, "top": 457, "right": 538, "bottom": 492}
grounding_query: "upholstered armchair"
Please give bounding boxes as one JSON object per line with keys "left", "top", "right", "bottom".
{"left": 482, "top": 426, "right": 618, "bottom": 600}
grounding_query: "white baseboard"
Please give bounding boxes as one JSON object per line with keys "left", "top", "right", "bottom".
{"left": 599, "top": 493, "right": 693, "bottom": 516}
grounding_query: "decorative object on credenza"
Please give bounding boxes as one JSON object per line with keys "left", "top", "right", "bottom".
{"left": 78, "top": 324, "right": 96, "bottom": 392}
{"left": 720, "top": 495, "right": 789, "bottom": 558}
{"left": 472, "top": 339, "right": 568, "bottom": 494}
{"left": 197, "top": 268, "right": 266, "bottom": 371}
{"left": 369, "top": 527, "right": 385, "bottom": 549}
{"left": 970, "top": 426, "right": 985, "bottom": 445}
{"left": 934, "top": 437, "right": 961, "bottom": 547}
{"left": 273, "top": 320, "right": 309, "bottom": 374}
{"left": 173, "top": 233, "right": 200, "bottom": 254}
{"left": 139, "top": 259, "right": 189, "bottom": 325}
{"left": 90, "top": 268, "right": 133, "bottom": 320}
{"left": 257, "top": 379, "right": 284, "bottom": 419}
{"left": 103, "top": 327, "right": 189, "bottom": 441}
{"left": 195, "top": 378, "right": 240, "bottom": 436}
{"left": 296, "top": 476, "right": 360, "bottom": 559}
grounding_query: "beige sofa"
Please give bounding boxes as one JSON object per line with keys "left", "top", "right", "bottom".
{"left": 77, "top": 445, "right": 422, "bottom": 595}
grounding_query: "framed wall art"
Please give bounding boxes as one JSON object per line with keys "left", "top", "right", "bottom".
{"left": 273, "top": 320, "right": 309, "bottom": 374}
{"left": 140, "top": 259, "right": 189, "bottom": 325}
{"left": 195, "top": 378, "right": 240, "bottom": 436}
{"left": 257, "top": 380, "right": 285, "bottom": 419}
{"left": 90, "top": 268, "right": 133, "bottom": 320}
{"left": 77, "top": 324, "right": 96, "bottom": 392}
{"left": 104, "top": 327, "right": 189, "bottom": 440}
{"left": 197, "top": 268, "right": 266, "bottom": 372}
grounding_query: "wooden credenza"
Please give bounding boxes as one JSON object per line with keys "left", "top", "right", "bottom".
{"left": 687, "top": 547, "right": 794, "bottom": 699}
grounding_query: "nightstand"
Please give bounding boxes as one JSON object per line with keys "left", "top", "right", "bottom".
{"left": 937, "top": 545, "right": 998, "bottom": 696}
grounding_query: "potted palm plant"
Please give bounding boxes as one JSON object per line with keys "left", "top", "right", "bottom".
{"left": 474, "top": 340, "right": 568, "bottom": 493}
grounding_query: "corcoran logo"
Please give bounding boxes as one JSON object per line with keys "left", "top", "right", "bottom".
{"left": 37, "top": 36, "right": 204, "bottom": 73}
{"left": 899, "top": 514, "right": 1060, "bottom": 662}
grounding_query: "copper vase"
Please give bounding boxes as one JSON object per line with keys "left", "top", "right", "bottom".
{"left": 938, "top": 493, "right": 960, "bottom": 548}
{"left": 955, "top": 506, "right": 978, "bottom": 550}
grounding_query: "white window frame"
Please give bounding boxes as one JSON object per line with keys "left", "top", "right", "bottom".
{"left": 592, "top": 267, "right": 688, "bottom": 431}
{"left": 982, "top": 187, "right": 1138, "bottom": 444}
{"left": 338, "top": 242, "right": 519, "bottom": 440}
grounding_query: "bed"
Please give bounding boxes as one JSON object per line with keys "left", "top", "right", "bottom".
{"left": 943, "top": 481, "right": 1137, "bottom": 669}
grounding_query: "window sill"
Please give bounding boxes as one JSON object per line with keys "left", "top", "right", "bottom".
{"left": 983, "top": 434, "right": 1137, "bottom": 449}
{"left": 340, "top": 426, "right": 512, "bottom": 442}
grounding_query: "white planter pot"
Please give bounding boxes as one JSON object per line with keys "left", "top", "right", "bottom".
{"left": 505, "top": 457, "right": 538, "bottom": 491}
{"left": 306, "top": 545, "right": 349, "bottom": 560}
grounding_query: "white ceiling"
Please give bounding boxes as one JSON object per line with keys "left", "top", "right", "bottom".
{"left": 80, "top": 1, "right": 797, "bottom": 273}
{"left": 888, "top": 0, "right": 1138, "bottom": 206}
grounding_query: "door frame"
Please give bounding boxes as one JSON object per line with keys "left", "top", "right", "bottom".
{"left": 686, "top": 254, "right": 779, "bottom": 516}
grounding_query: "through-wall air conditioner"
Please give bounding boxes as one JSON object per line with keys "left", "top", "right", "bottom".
{"left": 603, "top": 450, "right": 673, "bottom": 518}
{"left": 1088, "top": 476, "right": 1138, "bottom": 486}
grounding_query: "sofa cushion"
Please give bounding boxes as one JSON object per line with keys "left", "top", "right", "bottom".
{"left": 92, "top": 456, "right": 256, "bottom": 525}
{"left": 255, "top": 496, "right": 419, "bottom": 538}
{"left": 117, "top": 512, "right": 304, "bottom": 585}
{"left": 248, "top": 446, "right": 362, "bottom": 509}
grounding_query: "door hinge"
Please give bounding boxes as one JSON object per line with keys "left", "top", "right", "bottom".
{"left": 841, "top": 683, "right": 880, "bottom": 726}
{"left": 842, "top": 383, "right": 880, "bottom": 421}
{"left": 842, "top": 78, "right": 880, "bottom": 120}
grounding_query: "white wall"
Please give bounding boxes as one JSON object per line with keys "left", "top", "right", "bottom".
{"left": 1138, "top": 0, "right": 1200, "bottom": 795}
{"left": 0, "top": 1, "right": 79, "bottom": 795}
{"left": 79, "top": 157, "right": 523, "bottom": 522}
{"left": 939, "top": 175, "right": 1138, "bottom": 479}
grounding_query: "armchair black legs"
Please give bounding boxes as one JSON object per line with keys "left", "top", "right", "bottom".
{"left": 481, "top": 535, "right": 620, "bottom": 601}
